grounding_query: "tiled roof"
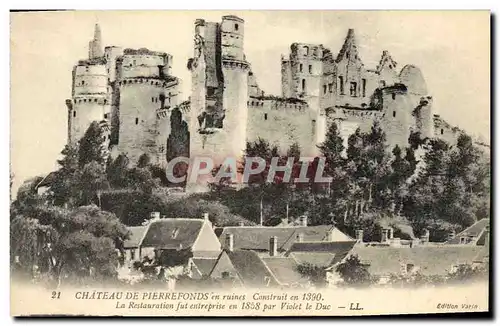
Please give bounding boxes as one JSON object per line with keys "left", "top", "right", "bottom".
{"left": 141, "top": 218, "right": 204, "bottom": 249}
{"left": 349, "top": 246, "right": 484, "bottom": 276}
{"left": 226, "top": 250, "right": 279, "bottom": 287}
{"left": 446, "top": 218, "right": 490, "bottom": 245}
{"left": 261, "top": 257, "right": 308, "bottom": 286}
{"left": 192, "top": 258, "right": 218, "bottom": 276}
{"left": 287, "top": 240, "right": 357, "bottom": 267}
{"left": 124, "top": 226, "right": 147, "bottom": 248}
{"left": 217, "top": 225, "right": 351, "bottom": 251}
{"left": 289, "top": 252, "right": 336, "bottom": 268}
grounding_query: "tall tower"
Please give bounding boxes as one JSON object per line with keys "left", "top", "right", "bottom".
{"left": 89, "top": 24, "right": 104, "bottom": 59}
{"left": 188, "top": 15, "right": 249, "bottom": 191}
{"left": 67, "top": 24, "right": 110, "bottom": 145}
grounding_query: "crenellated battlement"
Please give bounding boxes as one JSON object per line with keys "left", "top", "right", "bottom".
{"left": 118, "top": 77, "right": 179, "bottom": 88}
{"left": 247, "top": 97, "right": 308, "bottom": 112}
{"left": 221, "top": 59, "right": 250, "bottom": 70}
{"left": 71, "top": 96, "right": 109, "bottom": 105}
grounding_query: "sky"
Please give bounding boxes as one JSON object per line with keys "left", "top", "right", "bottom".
{"left": 10, "top": 10, "right": 490, "bottom": 193}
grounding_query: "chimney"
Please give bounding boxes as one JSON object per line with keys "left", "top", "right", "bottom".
{"left": 269, "top": 236, "right": 278, "bottom": 257}
{"left": 203, "top": 212, "right": 209, "bottom": 221}
{"left": 381, "top": 229, "right": 389, "bottom": 243}
{"left": 150, "top": 212, "right": 160, "bottom": 220}
{"left": 447, "top": 230, "right": 456, "bottom": 241}
{"left": 225, "top": 233, "right": 234, "bottom": 252}
{"left": 301, "top": 216, "right": 308, "bottom": 227}
{"left": 356, "top": 230, "right": 364, "bottom": 243}
{"left": 296, "top": 232, "right": 304, "bottom": 243}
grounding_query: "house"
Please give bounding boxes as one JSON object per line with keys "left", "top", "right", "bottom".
{"left": 127, "top": 212, "right": 222, "bottom": 264}
{"left": 190, "top": 258, "right": 218, "bottom": 279}
{"left": 330, "top": 245, "right": 487, "bottom": 285}
{"left": 286, "top": 240, "right": 358, "bottom": 268}
{"left": 445, "top": 218, "right": 490, "bottom": 246}
{"left": 123, "top": 225, "right": 148, "bottom": 265}
{"left": 215, "top": 217, "right": 353, "bottom": 256}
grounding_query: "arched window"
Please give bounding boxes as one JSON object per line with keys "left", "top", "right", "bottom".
{"left": 304, "top": 46, "right": 309, "bottom": 56}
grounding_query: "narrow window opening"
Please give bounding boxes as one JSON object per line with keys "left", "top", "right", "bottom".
{"left": 135, "top": 118, "right": 139, "bottom": 125}
{"left": 350, "top": 82, "right": 357, "bottom": 97}
{"left": 362, "top": 79, "right": 366, "bottom": 97}
{"left": 299, "top": 64, "right": 303, "bottom": 72}
{"left": 234, "top": 23, "right": 239, "bottom": 31}
{"left": 441, "top": 129, "right": 444, "bottom": 135}
{"left": 328, "top": 83, "right": 333, "bottom": 93}
{"left": 264, "top": 113, "right": 268, "bottom": 120}
{"left": 73, "top": 111, "right": 76, "bottom": 117}
{"left": 302, "top": 79, "right": 306, "bottom": 92}
{"left": 152, "top": 97, "right": 155, "bottom": 103}
{"left": 130, "top": 250, "right": 135, "bottom": 261}
{"left": 323, "top": 85, "right": 327, "bottom": 94}
{"left": 308, "top": 65, "right": 312, "bottom": 74}
{"left": 392, "top": 93, "right": 396, "bottom": 100}
{"left": 104, "top": 113, "right": 108, "bottom": 119}
{"left": 81, "top": 80, "right": 85, "bottom": 86}
{"left": 393, "top": 111, "right": 396, "bottom": 118}
{"left": 339, "top": 76, "right": 344, "bottom": 94}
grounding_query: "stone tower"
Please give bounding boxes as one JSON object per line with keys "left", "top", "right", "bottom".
{"left": 67, "top": 24, "right": 110, "bottom": 145}
{"left": 188, "top": 15, "right": 250, "bottom": 190}
{"left": 115, "top": 48, "right": 179, "bottom": 167}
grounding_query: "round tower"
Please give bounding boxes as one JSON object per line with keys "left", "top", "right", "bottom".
{"left": 220, "top": 15, "right": 245, "bottom": 61}
{"left": 116, "top": 50, "right": 179, "bottom": 166}
{"left": 220, "top": 15, "right": 249, "bottom": 161}
{"left": 68, "top": 63, "right": 110, "bottom": 144}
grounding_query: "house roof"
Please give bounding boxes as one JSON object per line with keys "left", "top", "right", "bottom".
{"left": 290, "top": 252, "right": 337, "bottom": 268}
{"left": 445, "top": 218, "right": 490, "bottom": 245}
{"left": 192, "top": 258, "right": 218, "bottom": 276}
{"left": 35, "top": 171, "right": 57, "bottom": 188}
{"left": 141, "top": 218, "right": 205, "bottom": 249}
{"left": 124, "top": 226, "right": 147, "bottom": 249}
{"left": 226, "top": 250, "right": 279, "bottom": 287}
{"left": 261, "top": 257, "right": 308, "bottom": 286}
{"left": 216, "top": 225, "right": 351, "bottom": 251}
{"left": 348, "top": 246, "right": 485, "bottom": 276}
{"left": 287, "top": 240, "right": 358, "bottom": 267}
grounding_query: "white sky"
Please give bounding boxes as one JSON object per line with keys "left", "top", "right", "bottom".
{"left": 10, "top": 10, "right": 490, "bottom": 193}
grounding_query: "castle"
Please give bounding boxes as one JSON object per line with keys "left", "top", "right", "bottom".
{"left": 66, "top": 15, "right": 463, "bottom": 175}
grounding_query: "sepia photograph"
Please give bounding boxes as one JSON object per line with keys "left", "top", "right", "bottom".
{"left": 9, "top": 10, "right": 491, "bottom": 317}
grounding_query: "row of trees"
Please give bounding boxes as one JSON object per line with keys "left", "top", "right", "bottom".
{"left": 205, "top": 121, "right": 490, "bottom": 241}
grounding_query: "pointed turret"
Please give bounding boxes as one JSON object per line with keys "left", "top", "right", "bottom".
{"left": 376, "top": 50, "right": 397, "bottom": 73}
{"left": 336, "top": 28, "right": 362, "bottom": 64}
{"left": 88, "top": 23, "right": 103, "bottom": 59}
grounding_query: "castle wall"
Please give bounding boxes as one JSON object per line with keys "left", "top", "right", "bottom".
{"left": 379, "top": 87, "right": 413, "bottom": 150}
{"left": 246, "top": 99, "right": 314, "bottom": 156}
{"left": 434, "top": 115, "right": 460, "bottom": 146}
{"left": 281, "top": 57, "right": 292, "bottom": 98}
{"left": 118, "top": 51, "right": 171, "bottom": 80}
{"left": 104, "top": 46, "right": 123, "bottom": 83}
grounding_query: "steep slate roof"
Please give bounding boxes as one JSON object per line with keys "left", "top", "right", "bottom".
{"left": 192, "top": 258, "right": 218, "bottom": 276}
{"left": 287, "top": 241, "right": 357, "bottom": 267}
{"left": 124, "top": 226, "right": 147, "bottom": 249}
{"left": 445, "top": 218, "right": 490, "bottom": 245}
{"left": 261, "top": 257, "right": 308, "bottom": 286}
{"left": 348, "top": 246, "right": 484, "bottom": 276}
{"left": 217, "top": 225, "right": 352, "bottom": 251}
{"left": 226, "top": 250, "right": 279, "bottom": 288}
{"left": 141, "top": 218, "right": 205, "bottom": 249}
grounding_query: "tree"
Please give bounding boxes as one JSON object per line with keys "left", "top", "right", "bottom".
{"left": 296, "top": 263, "right": 327, "bottom": 288}
{"left": 335, "top": 254, "right": 376, "bottom": 286}
{"left": 49, "top": 143, "right": 81, "bottom": 207}
{"left": 106, "top": 154, "right": 131, "bottom": 189}
{"left": 78, "top": 121, "right": 107, "bottom": 168}
{"left": 10, "top": 205, "right": 129, "bottom": 286}
{"left": 78, "top": 162, "right": 110, "bottom": 206}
